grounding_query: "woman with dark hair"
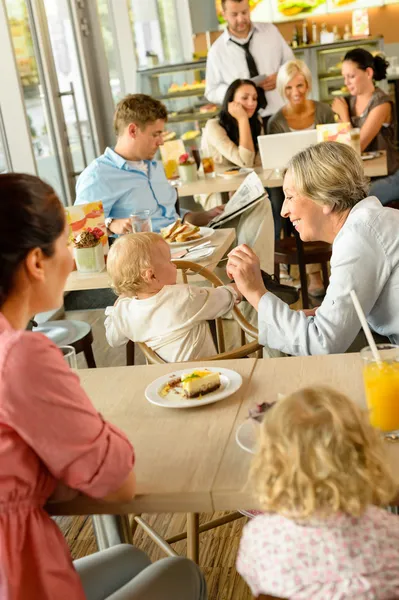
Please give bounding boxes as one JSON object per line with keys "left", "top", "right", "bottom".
{"left": 332, "top": 48, "right": 399, "bottom": 206}
{"left": 0, "top": 173, "right": 207, "bottom": 599}
{"left": 202, "top": 78, "right": 262, "bottom": 170}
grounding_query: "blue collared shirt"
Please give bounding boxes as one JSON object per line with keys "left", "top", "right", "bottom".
{"left": 75, "top": 147, "right": 182, "bottom": 232}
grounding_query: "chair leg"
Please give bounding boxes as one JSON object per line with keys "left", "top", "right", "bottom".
{"left": 294, "top": 232, "right": 309, "bottom": 309}
{"left": 83, "top": 341, "right": 96, "bottom": 368}
{"left": 126, "top": 340, "right": 135, "bottom": 366}
{"left": 321, "top": 262, "right": 330, "bottom": 291}
{"left": 274, "top": 261, "right": 280, "bottom": 282}
{"left": 187, "top": 513, "right": 199, "bottom": 563}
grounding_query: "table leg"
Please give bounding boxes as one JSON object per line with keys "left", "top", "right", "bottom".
{"left": 187, "top": 513, "right": 199, "bottom": 563}
{"left": 92, "top": 515, "right": 132, "bottom": 551}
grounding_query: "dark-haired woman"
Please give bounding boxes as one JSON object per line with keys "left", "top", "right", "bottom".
{"left": 332, "top": 48, "right": 399, "bottom": 206}
{"left": 196, "top": 80, "right": 274, "bottom": 283}
{"left": 201, "top": 78, "right": 262, "bottom": 170}
{"left": 0, "top": 172, "right": 207, "bottom": 599}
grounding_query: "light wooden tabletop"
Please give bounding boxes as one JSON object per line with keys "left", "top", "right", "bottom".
{"left": 213, "top": 353, "right": 399, "bottom": 510}
{"left": 178, "top": 152, "right": 388, "bottom": 197}
{"left": 64, "top": 228, "right": 235, "bottom": 292}
{"left": 49, "top": 353, "right": 399, "bottom": 516}
{"left": 49, "top": 359, "right": 257, "bottom": 516}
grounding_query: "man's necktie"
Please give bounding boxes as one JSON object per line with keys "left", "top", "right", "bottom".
{"left": 230, "top": 33, "right": 267, "bottom": 110}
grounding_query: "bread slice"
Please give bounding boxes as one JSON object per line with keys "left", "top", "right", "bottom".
{"left": 161, "top": 219, "right": 181, "bottom": 240}
{"left": 175, "top": 232, "right": 201, "bottom": 243}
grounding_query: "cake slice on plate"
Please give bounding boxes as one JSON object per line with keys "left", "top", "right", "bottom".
{"left": 181, "top": 370, "right": 221, "bottom": 398}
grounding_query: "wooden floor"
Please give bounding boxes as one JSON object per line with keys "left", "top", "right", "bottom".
{"left": 58, "top": 308, "right": 254, "bottom": 600}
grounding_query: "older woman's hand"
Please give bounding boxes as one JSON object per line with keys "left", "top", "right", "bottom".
{"left": 331, "top": 97, "right": 350, "bottom": 122}
{"left": 226, "top": 244, "right": 267, "bottom": 310}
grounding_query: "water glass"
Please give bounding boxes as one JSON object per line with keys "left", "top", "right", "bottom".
{"left": 360, "top": 344, "right": 399, "bottom": 439}
{"left": 130, "top": 210, "right": 153, "bottom": 233}
{"left": 60, "top": 345, "right": 78, "bottom": 369}
{"left": 349, "top": 128, "right": 361, "bottom": 156}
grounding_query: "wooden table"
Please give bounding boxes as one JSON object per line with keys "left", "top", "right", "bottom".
{"left": 64, "top": 228, "right": 235, "bottom": 292}
{"left": 50, "top": 353, "right": 399, "bottom": 518}
{"left": 178, "top": 152, "right": 388, "bottom": 197}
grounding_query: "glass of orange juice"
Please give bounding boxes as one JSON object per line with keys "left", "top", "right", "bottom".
{"left": 200, "top": 149, "right": 215, "bottom": 178}
{"left": 361, "top": 344, "right": 399, "bottom": 438}
{"left": 164, "top": 159, "right": 178, "bottom": 180}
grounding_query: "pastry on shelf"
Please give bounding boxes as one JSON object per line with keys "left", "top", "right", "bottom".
{"left": 199, "top": 103, "right": 218, "bottom": 114}
{"left": 163, "top": 130, "right": 176, "bottom": 142}
{"left": 181, "top": 130, "right": 201, "bottom": 141}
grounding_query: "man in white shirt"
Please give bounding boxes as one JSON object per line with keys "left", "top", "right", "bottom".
{"left": 205, "top": 0, "right": 294, "bottom": 128}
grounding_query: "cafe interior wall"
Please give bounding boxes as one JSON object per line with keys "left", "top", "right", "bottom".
{"left": 193, "top": 3, "right": 399, "bottom": 57}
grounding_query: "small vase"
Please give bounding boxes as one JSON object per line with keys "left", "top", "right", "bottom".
{"left": 178, "top": 163, "right": 198, "bottom": 183}
{"left": 74, "top": 243, "right": 105, "bottom": 273}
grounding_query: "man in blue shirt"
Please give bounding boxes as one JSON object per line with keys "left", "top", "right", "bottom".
{"left": 75, "top": 94, "right": 222, "bottom": 235}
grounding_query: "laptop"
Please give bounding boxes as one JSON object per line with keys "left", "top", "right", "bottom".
{"left": 258, "top": 130, "right": 318, "bottom": 171}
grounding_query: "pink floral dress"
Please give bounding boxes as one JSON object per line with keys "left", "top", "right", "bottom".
{"left": 0, "top": 314, "right": 135, "bottom": 600}
{"left": 237, "top": 508, "right": 399, "bottom": 599}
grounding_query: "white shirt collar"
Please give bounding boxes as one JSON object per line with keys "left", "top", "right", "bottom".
{"left": 223, "top": 23, "right": 257, "bottom": 45}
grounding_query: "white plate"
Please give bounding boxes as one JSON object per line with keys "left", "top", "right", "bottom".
{"left": 167, "top": 227, "right": 215, "bottom": 248}
{"left": 235, "top": 419, "right": 259, "bottom": 454}
{"left": 145, "top": 367, "right": 243, "bottom": 409}
{"left": 218, "top": 167, "right": 253, "bottom": 179}
{"left": 181, "top": 246, "right": 215, "bottom": 262}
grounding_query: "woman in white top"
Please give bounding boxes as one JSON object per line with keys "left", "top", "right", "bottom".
{"left": 202, "top": 78, "right": 263, "bottom": 172}
{"left": 197, "top": 79, "right": 275, "bottom": 281}
{"left": 227, "top": 142, "right": 399, "bottom": 355}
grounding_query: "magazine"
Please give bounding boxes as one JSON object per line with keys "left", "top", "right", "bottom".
{"left": 208, "top": 171, "right": 267, "bottom": 229}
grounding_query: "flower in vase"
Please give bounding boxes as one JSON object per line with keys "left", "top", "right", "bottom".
{"left": 74, "top": 227, "right": 103, "bottom": 249}
{"left": 179, "top": 153, "right": 195, "bottom": 166}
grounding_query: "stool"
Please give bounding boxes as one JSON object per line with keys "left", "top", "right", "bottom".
{"left": 33, "top": 320, "right": 96, "bottom": 368}
{"left": 274, "top": 234, "right": 332, "bottom": 309}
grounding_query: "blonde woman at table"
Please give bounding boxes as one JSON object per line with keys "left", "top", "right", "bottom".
{"left": 268, "top": 59, "right": 335, "bottom": 296}
{"left": 227, "top": 142, "right": 399, "bottom": 355}
{"left": 237, "top": 386, "right": 399, "bottom": 599}
{"left": 0, "top": 173, "right": 207, "bottom": 600}
{"left": 332, "top": 48, "right": 399, "bottom": 206}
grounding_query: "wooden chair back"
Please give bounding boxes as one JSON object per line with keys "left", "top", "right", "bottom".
{"left": 137, "top": 259, "right": 261, "bottom": 365}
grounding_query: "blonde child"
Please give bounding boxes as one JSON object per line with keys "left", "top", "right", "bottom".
{"left": 105, "top": 232, "right": 241, "bottom": 362}
{"left": 237, "top": 386, "right": 399, "bottom": 600}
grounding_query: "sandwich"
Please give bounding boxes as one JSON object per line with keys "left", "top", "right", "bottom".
{"left": 160, "top": 219, "right": 182, "bottom": 241}
{"left": 160, "top": 219, "right": 200, "bottom": 243}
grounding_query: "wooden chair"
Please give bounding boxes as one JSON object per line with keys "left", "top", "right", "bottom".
{"left": 121, "top": 260, "right": 262, "bottom": 562}
{"left": 135, "top": 259, "right": 262, "bottom": 365}
{"left": 33, "top": 319, "right": 96, "bottom": 368}
{"left": 274, "top": 231, "right": 332, "bottom": 309}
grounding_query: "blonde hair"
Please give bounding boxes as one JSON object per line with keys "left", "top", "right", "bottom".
{"left": 107, "top": 232, "right": 163, "bottom": 295}
{"left": 285, "top": 141, "right": 370, "bottom": 213}
{"left": 277, "top": 59, "right": 312, "bottom": 101}
{"left": 113, "top": 94, "right": 168, "bottom": 136}
{"left": 250, "top": 386, "right": 396, "bottom": 520}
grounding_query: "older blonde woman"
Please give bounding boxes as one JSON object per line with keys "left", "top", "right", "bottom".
{"left": 227, "top": 142, "right": 399, "bottom": 355}
{"left": 268, "top": 59, "right": 335, "bottom": 134}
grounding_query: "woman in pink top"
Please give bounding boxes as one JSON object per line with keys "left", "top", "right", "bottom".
{"left": 236, "top": 386, "right": 399, "bottom": 599}
{"left": 0, "top": 173, "right": 207, "bottom": 600}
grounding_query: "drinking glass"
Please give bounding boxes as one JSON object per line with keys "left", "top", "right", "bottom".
{"left": 349, "top": 128, "right": 361, "bottom": 156}
{"left": 360, "top": 344, "right": 399, "bottom": 439}
{"left": 61, "top": 345, "right": 78, "bottom": 369}
{"left": 164, "top": 159, "right": 178, "bottom": 180}
{"left": 130, "top": 210, "right": 153, "bottom": 233}
{"left": 200, "top": 149, "right": 215, "bottom": 178}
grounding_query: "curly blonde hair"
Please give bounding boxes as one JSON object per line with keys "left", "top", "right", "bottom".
{"left": 107, "top": 232, "right": 163, "bottom": 295}
{"left": 250, "top": 386, "right": 397, "bottom": 519}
